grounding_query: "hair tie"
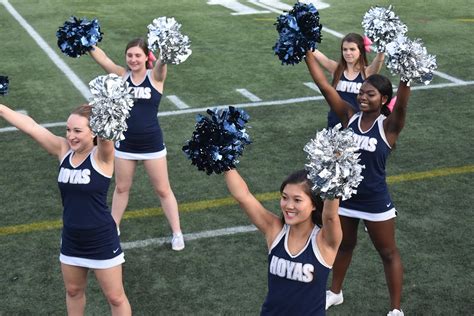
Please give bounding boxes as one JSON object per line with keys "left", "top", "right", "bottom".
{"left": 363, "top": 36, "right": 373, "bottom": 53}
{"left": 387, "top": 96, "right": 397, "bottom": 112}
{"left": 147, "top": 51, "right": 157, "bottom": 68}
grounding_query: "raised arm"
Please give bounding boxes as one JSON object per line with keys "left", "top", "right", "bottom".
{"left": 312, "top": 49, "right": 339, "bottom": 74}
{"left": 224, "top": 169, "right": 282, "bottom": 245}
{"left": 92, "top": 137, "right": 115, "bottom": 176}
{"left": 150, "top": 58, "right": 167, "bottom": 93}
{"left": 89, "top": 45, "right": 126, "bottom": 76}
{"left": 305, "top": 51, "right": 354, "bottom": 127}
{"left": 383, "top": 80, "right": 411, "bottom": 146}
{"left": 317, "top": 198, "right": 342, "bottom": 265}
{"left": 365, "top": 52, "right": 385, "bottom": 77}
{"left": 0, "top": 104, "right": 68, "bottom": 159}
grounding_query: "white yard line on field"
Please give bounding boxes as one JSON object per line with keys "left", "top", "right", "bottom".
{"left": 1, "top": 0, "right": 472, "bottom": 134}
{"left": 121, "top": 225, "right": 258, "bottom": 250}
{"left": 0, "top": 0, "right": 92, "bottom": 99}
{"left": 2, "top": 80, "right": 474, "bottom": 133}
{"left": 432, "top": 70, "right": 466, "bottom": 84}
{"left": 166, "top": 95, "right": 190, "bottom": 109}
{"left": 236, "top": 88, "right": 262, "bottom": 102}
{"left": 303, "top": 82, "right": 322, "bottom": 93}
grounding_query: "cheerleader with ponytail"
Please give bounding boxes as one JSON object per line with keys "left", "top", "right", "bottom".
{"left": 85, "top": 16, "right": 192, "bottom": 249}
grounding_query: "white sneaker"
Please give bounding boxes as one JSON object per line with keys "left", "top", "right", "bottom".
{"left": 387, "top": 309, "right": 404, "bottom": 316}
{"left": 326, "top": 290, "right": 343, "bottom": 310}
{"left": 171, "top": 233, "right": 185, "bottom": 251}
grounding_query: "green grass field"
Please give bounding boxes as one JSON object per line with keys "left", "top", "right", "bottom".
{"left": 1, "top": 0, "right": 473, "bottom": 314}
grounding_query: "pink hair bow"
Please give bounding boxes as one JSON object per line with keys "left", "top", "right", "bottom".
{"left": 363, "top": 36, "right": 372, "bottom": 53}
{"left": 387, "top": 96, "right": 397, "bottom": 112}
{"left": 147, "top": 51, "right": 157, "bottom": 68}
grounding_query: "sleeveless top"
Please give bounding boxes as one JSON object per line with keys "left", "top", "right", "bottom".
{"left": 327, "top": 71, "right": 364, "bottom": 128}
{"left": 58, "top": 149, "right": 122, "bottom": 260}
{"left": 261, "top": 225, "right": 331, "bottom": 315}
{"left": 115, "top": 70, "right": 165, "bottom": 153}
{"left": 340, "top": 113, "right": 394, "bottom": 213}
{"left": 58, "top": 148, "right": 113, "bottom": 229}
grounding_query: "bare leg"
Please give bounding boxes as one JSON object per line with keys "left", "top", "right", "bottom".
{"left": 94, "top": 265, "right": 131, "bottom": 316}
{"left": 61, "top": 263, "right": 88, "bottom": 316}
{"left": 330, "top": 216, "right": 360, "bottom": 293}
{"left": 111, "top": 158, "right": 137, "bottom": 226}
{"left": 143, "top": 157, "right": 182, "bottom": 234}
{"left": 365, "top": 218, "right": 403, "bottom": 310}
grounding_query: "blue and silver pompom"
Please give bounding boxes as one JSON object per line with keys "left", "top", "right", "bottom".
{"left": 57, "top": 16, "right": 103, "bottom": 58}
{"left": 182, "top": 106, "right": 251, "bottom": 175}
{"left": 88, "top": 74, "right": 134, "bottom": 141}
{"left": 273, "top": 2, "right": 323, "bottom": 65}
{"left": 0, "top": 76, "right": 9, "bottom": 96}
{"left": 147, "top": 16, "right": 192, "bottom": 64}
{"left": 385, "top": 35, "right": 437, "bottom": 85}
{"left": 362, "top": 5, "right": 407, "bottom": 53}
{"left": 304, "top": 124, "right": 365, "bottom": 200}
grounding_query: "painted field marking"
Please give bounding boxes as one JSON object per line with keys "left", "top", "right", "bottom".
{"left": 236, "top": 88, "right": 262, "bottom": 101}
{"left": 166, "top": 95, "right": 190, "bottom": 109}
{"left": 386, "top": 165, "right": 474, "bottom": 183}
{"left": 0, "top": 0, "right": 91, "bottom": 99}
{"left": 303, "top": 82, "right": 322, "bottom": 93}
{"left": 1, "top": 80, "right": 474, "bottom": 133}
{"left": 122, "top": 225, "right": 258, "bottom": 250}
{"left": 1, "top": 165, "right": 472, "bottom": 237}
{"left": 1, "top": 0, "right": 469, "bottom": 133}
{"left": 248, "top": 0, "right": 330, "bottom": 13}
{"left": 208, "top": 0, "right": 270, "bottom": 15}
{"left": 433, "top": 70, "right": 466, "bottom": 84}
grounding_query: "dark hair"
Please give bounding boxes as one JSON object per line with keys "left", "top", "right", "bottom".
{"left": 125, "top": 38, "right": 153, "bottom": 69}
{"left": 332, "top": 33, "right": 369, "bottom": 88}
{"left": 280, "top": 169, "right": 323, "bottom": 226}
{"left": 70, "top": 104, "right": 97, "bottom": 145}
{"left": 365, "top": 74, "right": 393, "bottom": 116}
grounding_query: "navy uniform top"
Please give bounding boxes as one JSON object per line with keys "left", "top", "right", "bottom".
{"left": 261, "top": 225, "right": 331, "bottom": 316}
{"left": 115, "top": 70, "right": 165, "bottom": 153}
{"left": 58, "top": 149, "right": 122, "bottom": 260}
{"left": 327, "top": 72, "right": 364, "bottom": 128}
{"left": 340, "top": 113, "right": 394, "bottom": 214}
{"left": 58, "top": 149, "right": 113, "bottom": 229}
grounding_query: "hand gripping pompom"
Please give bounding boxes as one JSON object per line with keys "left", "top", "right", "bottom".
{"left": 0, "top": 76, "right": 9, "bottom": 96}
{"left": 88, "top": 74, "right": 134, "bottom": 141}
{"left": 147, "top": 17, "right": 192, "bottom": 64}
{"left": 56, "top": 16, "right": 103, "bottom": 58}
{"left": 273, "top": 1, "right": 323, "bottom": 65}
{"left": 304, "top": 124, "right": 365, "bottom": 200}
{"left": 182, "top": 106, "right": 251, "bottom": 175}
{"left": 362, "top": 5, "right": 407, "bottom": 53}
{"left": 385, "top": 35, "right": 437, "bottom": 85}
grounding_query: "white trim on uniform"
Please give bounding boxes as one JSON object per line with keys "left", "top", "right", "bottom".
{"left": 311, "top": 226, "right": 332, "bottom": 269}
{"left": 338, "top": 206, "right": 397, "bottom": 221}
{"left": 268, "top": 225, "right": 286, "bottom": 254}
{"left": 60, "top": 252, "right": 125, "bottom": 269}
{"left": 90, "top": 147, "right": 112, "bottom": 179}
{"left": 114, "top": 147, "right": 167, "bottom": 160}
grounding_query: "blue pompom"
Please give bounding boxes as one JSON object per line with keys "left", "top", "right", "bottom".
{"left": 273, "top": 2, "right": 323, "bottom": 65}
{"left": 56, "top": 16, "right": 103, "bottom": 58}
{"left": 0, "top": 76, "right": 9, "bottom": 96}
{"left": 182, "top": 106, "right": 251, "bottom": 175}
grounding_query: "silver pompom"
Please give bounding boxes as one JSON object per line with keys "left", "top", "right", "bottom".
{"left": 304, "top": 124, "right": 365, "bottom": 200}
{"left": 362, "top": 5, "right": 407, "bottom": 53}
{"left": 147, "top": 16, "right": 192, "bottom": 64}
{"left": 385, "top": 35, "right": 437, "bottom": 85}
{"left": 88, "top": 74, "right": 134, "bottom": 141}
